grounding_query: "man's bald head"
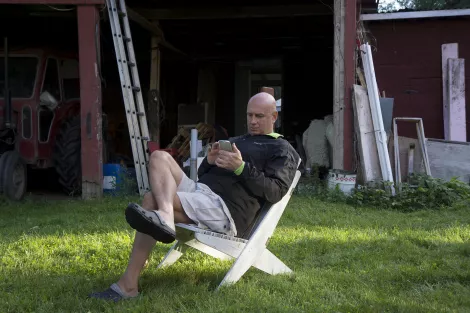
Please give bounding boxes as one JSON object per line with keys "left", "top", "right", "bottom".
{"left": 246, "top": 92, "right": 278, "bottom": 135}
{"left": 247, "top": 92, "right": 277, "bottom": 113}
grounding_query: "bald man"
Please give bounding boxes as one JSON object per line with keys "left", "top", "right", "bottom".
{"left": 89, "top": 92, "right": 300, "bottom": 302}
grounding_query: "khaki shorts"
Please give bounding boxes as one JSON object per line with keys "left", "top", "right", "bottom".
{"left": 177, "top": 174, "right": 237, "bottom": 237}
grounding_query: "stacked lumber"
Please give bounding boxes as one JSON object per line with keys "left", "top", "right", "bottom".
{"left": 167, "top": 123, "right": 215, "bottom": 160}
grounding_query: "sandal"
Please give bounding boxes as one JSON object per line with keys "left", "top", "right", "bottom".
{"left": 125, "top": 203, "right": 176, "bottom": 244}
{"left": 88, "top": 283, "right": 139, "bottom": 302}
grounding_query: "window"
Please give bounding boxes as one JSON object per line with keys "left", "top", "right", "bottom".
{"left": 22, "top": 106, "right": 32, "bottom": 139}
{"left": 42, "top": 58, "right": 61, "bottom": 102}
{"left": 0, "top": 56, "right": 38, "bottom": 98}
{"left": 60, "top": 59, "right": 80, "bottom": 100}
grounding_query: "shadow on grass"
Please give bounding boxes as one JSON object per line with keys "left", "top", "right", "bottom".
{"left": 0, "top": 253, "right": 234, "bottom": 313}
{"left": 1, "top": 195, "right": 470, "bottom": 312}
{"left": 1, "top": 232, "right": 470, "bottom": 313}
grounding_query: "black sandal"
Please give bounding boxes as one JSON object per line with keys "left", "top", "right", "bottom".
{"left": 125, "top": 203, "right": 176, "bottom": 244}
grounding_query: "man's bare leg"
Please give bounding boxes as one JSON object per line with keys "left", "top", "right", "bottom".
{"left": 116, "top": 193, "right": 156, "bottom": 296}
{"left": 146, "top": 150, "right": 190, "bottom": 230}
{"left": 116, "top": 151, "right": 193, "bottom": 296}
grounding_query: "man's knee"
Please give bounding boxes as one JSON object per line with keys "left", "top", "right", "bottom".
{"left": 149, "top": 150, "right": 172, "bottom": 168}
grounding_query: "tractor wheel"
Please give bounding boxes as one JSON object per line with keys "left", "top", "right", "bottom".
{"left": 0, "top": 152, "right": 11, "bottom": 194}
{"left": 1, "top": 150, "right": 27, "bottom": 201}
{"left": 53, "top": 115, "right": 81, "bottom": 196}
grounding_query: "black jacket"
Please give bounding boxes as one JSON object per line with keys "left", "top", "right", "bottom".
{"left": 197, "top": 133, "right": 300, "bottom": 237}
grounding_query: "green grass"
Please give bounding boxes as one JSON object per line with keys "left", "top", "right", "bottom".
{"left": 0, "top": 195, "right": 469, "bottom": 313}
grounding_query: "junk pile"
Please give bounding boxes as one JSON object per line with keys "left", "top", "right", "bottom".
{"left": 353, "top": 29, "right": 468, "bottom": 190}
{"left": 302, "top": 33, "right": 468, "bottom": 194}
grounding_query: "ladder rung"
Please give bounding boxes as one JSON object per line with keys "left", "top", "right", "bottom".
{"left": 107, "top": 0, "right": 151, "bottom": 196}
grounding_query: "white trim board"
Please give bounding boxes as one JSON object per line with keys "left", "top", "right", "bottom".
{"left": 361, "top": 9, "right": 470, "bottom": 21}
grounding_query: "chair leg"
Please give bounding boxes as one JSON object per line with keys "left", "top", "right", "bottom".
{"left": 252, "top": 248, "right": 292, "bottom": 275}
{"left": 156, "top": 241, "right": 187, "bottom": 269}
{"left": 216, "top": 244, "right": 266, "bottom": 290}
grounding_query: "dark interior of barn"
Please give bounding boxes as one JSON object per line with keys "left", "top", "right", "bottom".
{"left": 0, "top": 1, "right": 335, "bottom": 194}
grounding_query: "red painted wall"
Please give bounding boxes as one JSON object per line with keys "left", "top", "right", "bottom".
{"left": 366, "top": 17, "right": 470, "bottom": 140}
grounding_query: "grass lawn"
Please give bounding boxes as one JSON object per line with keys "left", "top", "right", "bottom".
{"left": 0, "top": 194, "right": 469, "bottom": 313}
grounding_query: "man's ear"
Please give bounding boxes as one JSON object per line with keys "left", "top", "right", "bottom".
{"left": 272, "top": 111, "right": 279, "bottom": 122}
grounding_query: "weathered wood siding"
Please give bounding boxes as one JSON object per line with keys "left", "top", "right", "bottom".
{"left": 366, "top": 17, "right": 470, "bottom": 140}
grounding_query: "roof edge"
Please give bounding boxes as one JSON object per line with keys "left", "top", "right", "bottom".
{"left": 361, "top": 8, "right": 470, "bottom": 21}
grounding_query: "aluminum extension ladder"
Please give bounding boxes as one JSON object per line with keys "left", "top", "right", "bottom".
{"left": 106, "top": 0, "right": 150, "bottom": 195}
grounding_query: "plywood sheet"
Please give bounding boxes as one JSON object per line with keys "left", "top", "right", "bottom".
{"left": 353, "top": 85, "right": 381, "bottom": 184}
{"left": 426, "top": 139, "right": 470, "bottom": 183}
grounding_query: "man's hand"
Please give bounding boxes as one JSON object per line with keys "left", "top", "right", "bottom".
{"left": 207, "top": 142, "right": 220, "bottom": 165}
{"left": 215, "top": 143, "right": 243, "bottom": 171}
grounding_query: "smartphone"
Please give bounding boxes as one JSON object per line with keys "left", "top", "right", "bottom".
{"left": 218, "top": 140, "right": 233, "bottom": 152}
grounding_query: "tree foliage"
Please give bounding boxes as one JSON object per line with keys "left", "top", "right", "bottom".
{"left": 379, "top": 0, "right": 470, "bottom": 12}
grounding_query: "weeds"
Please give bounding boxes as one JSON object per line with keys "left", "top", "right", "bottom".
{"left": 296, "top": 172, "right": 470, "bottom": 212}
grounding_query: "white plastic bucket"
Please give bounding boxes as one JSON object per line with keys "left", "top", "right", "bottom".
{"left": 327, "top": 169, "right": 356, "bottom": 195}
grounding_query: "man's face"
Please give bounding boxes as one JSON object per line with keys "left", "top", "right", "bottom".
{"left": 246, "top": 102, "right": 278, "bottom": 135}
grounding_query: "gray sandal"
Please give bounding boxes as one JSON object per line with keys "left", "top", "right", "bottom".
{"left": 125, "top": 202, "right": 176, "bottom": 243}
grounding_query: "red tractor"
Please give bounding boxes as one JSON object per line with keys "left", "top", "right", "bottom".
{"left": 0, "top": 38, "right": 83, "bottom": 200}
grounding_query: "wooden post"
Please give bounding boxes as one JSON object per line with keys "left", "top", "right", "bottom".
{"left": 333, "top": 0, "right": 345, "bottom": 170}
{"left": 448, "top": 58, "right": 466, "bottom": 142}
{"left": 77, "top": 5, "right": 103, "bottom": 199}
{"left": 149, "top": 35, "right": 161, "bottom": 145}
{"left": 333, "top": 0, "right": 356, "bottom": 171}
{"left": 441, "top": 43, "right": 458, "bottom": 140}
{"left": 343, "top": 0, "right": 356, "bottom": 171}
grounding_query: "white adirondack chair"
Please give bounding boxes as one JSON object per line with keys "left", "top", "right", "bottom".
{"left": 156, "top": 160, "right": 302, "bottom": 290}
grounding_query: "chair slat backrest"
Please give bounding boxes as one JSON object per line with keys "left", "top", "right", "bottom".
{"left": 240, "top": 158, "right": 301, "bottom": 240}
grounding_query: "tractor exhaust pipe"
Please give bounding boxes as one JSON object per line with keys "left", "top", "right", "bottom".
{"left": 3, "top": 37, "right": 12, "bottom": 129}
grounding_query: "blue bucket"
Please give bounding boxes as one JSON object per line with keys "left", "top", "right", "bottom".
{"left": 103, "top": 163, "right": 137, "bottom": 195}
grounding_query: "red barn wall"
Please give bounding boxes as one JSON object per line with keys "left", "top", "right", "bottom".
{"left": 365, "top": 17, "right": 470, "bottom": 140}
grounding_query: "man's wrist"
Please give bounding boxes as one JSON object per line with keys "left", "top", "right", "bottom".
{"left": 205, "top": 157, "right": 215, "bottom": 166}
{"left": 234, "top": 161, "right": 245, "bottom": 175}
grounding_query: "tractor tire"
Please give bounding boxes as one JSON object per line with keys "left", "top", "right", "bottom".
{"left": 1, "top": 150, "right": 27, "bottom": 201}
{"left": 53, "top": 115, "right": 81, "bottom": 196}
{"left": 0, "top": 152, "right": 11, "bottom": 194}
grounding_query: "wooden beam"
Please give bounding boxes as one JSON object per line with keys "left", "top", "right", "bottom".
{"left": 342, "top": 0, "right": 356, "bottom": 171}
{"left": 352, "top": 84, "right": 381, "bottom": 184}
{"left": 441, "top": 43, "right": 458, "bottom": 140}
{"left": 148, "top": 36, "right": 161, "bottom": 144}
{"left": 333, "top": 0, "right": 345, "bottom": 170}
{"left": 333, "top": 0, "right": 356, "bottom": 171}
{"left": 126, "top": 7, "right": 186, "bottom": 56}
{"left": 126, "top": 7, "right": 163, "bottom": 37}
{"left": 77, "top": 5, "right": 103, "bottom": 199}
{"left": 448, "top": 58, "right": 466, "bottom": 142}
{"left": 135, "top": 5, "right": 331, "bottom": 20}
